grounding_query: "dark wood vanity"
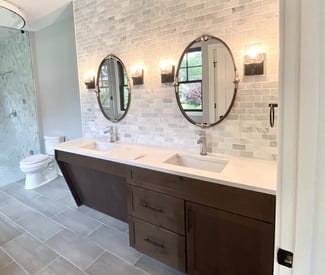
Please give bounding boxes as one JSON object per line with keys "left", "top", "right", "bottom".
{"left": 56, "top": 150, "right": 276, "bottom": 275}
{"left": 55, "top": 150, "right": 129, "bottom": 222}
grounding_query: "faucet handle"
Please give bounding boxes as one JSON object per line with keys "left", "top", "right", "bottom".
{"left": 104, "top": 125, "right": 113, "bottom": 133}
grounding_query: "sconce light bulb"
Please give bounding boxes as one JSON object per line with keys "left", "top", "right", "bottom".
{"left": 160, "top": 60, "right": 174, "bottom": 75}
{"left": 84, "top": 71, "right": 95, "bottom": 89}
{"left": 84, "top": 71, "right": 95, "bottom": 82}
{"left": 131, "top": 65, "right": 144, "bottom": 85}
{"left": 160, "top": 60, "right": 171, "bottom": 69}
{"left": 244, "top": 44, "right": 265, "bottom": 76}
{"left": 160, "top": 61, "right": 174, "bottom": 83}
{"left": 131, "top": 65, "right": 144, "bottom": 76}
{"left": 247, "top": 46, "right": 260, "bottom": 59}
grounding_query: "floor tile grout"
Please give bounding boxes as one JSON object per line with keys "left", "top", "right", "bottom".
{"left": 34, "top": 255, "right": 60, "bottom": 275}
{"left": 83, "top": 250, "right": 106, "bottom": 272}
{"left": 0, "top": 246, "right": 30, "bottom": 275}
{"left": 84, "top": 223, "right": 103, "bottom": 239}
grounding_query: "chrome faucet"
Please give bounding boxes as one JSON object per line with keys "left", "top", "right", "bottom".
{"left": 104, "top": 126, "right": 115, "bottom": 142}
{"left": 197, "top": 131, "right": 207, "bottom": 156}
{"left": 9, "top": 110, "right": 17, "bottom": 118}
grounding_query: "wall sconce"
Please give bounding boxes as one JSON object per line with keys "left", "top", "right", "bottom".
{"left": 160, "top": 61, "right": 174, "bottom": 83}
{"left": 243, "top": 44, "right": 265, "bottom": 76}
{"left": 84, "top": 72, "right": 95, "bottom": 89}
{"left": 131, "top": 67, "right": 144, "bottom": 85}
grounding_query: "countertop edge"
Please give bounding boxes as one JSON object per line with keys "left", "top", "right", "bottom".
{"left": 55, "top": 139, "right": 277, "bottom": 196}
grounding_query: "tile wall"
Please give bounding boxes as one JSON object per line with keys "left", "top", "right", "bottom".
{"left": 73, "top": 0, "right": 279, "bottom": 160}
{"left": 0, "top": 29, "right": 40, "bottom": 161}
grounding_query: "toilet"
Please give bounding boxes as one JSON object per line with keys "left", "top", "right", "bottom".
{"left": 20, "top": 136, "right": 65, "bottom": 190}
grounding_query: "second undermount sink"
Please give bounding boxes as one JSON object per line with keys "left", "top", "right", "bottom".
{"left": 164, "top": 153, "right": 228, "bottom": 173}
{"left": 81, "top": 140, "right": 119, "bottom": 153}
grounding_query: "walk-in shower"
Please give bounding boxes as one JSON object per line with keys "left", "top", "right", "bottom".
{"left": 0, "top": 27, "right": 40, "bottom": 187}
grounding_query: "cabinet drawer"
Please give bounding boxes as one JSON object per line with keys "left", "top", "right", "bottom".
{"left": 128, "top": 186, "right": 185, "bottom": 235}
{"left": 129, "top": 217, "right": 186, "bottom": 273}
{"left": 130, "top": 166, "right": 275, "bottom": 224}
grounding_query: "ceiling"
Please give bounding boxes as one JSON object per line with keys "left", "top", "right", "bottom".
{"left": 5, "top": 0, "right": 72, "bottom": 31}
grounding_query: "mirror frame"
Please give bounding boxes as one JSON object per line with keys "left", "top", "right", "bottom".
{"left": 95, "top": 54, "right": 131, "bottom": 122}
{"left": 174, "top": 34, "right": 240, "bottom": 128}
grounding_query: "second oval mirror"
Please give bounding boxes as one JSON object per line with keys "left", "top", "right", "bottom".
{"left": 95, "top": 54, "right": 131, "bottom": 122}
{"left": 175, "top": 35, "right": 239, "bottom": 128}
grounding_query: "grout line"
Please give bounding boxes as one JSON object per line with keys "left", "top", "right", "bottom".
{"left": 39, "top": 235, "right": 89, "bottom": 274}
{"left": 34, "top": 255, "right": 60, "bottom": 275}
{"left": 0, "top": 247, "right": 14, "bottom": 271}
{"left": 50, "top": 207, "right": 68, "bottom": 219}
{"left": 84, "top": 223, "right": 103, "bottom": 238}
{"left": 89, "top": 214, "right": 129, "bottom": 235}
{"left": 0, "top": 212, "right": 26, "bottom": 236}
{"left": 0, "top": 246, "right": 30, "bottom": 275}
{"left": 0, "top": 186, "right": 70, "bottom": 223}
{"left": 87, "top": 235, "right": 143, "bottom": 268}
{"left": 83, "top": 250, "right": 106, "bottom": 271}
{"left": 0, "top": 203, "right": 72, "bottom": 244}
{"left": 134, "top": 253, "right": 144, "bottom": 265}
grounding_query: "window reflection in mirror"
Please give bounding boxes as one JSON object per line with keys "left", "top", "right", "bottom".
{"left": 175, "top": 35, "right": 239, "bottom": 128}
{"left": 178, "top": 45, "right": 203, "bottom": 111}
{"left": 95, "top": 55, "right": 131, "bottom": 122}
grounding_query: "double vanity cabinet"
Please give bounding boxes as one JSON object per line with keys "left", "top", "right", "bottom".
{"left": 128, "top": 166, "right": 275, "bottom": 275}
{"left": 55, "top": 140, "right": 276, "bottom": 275}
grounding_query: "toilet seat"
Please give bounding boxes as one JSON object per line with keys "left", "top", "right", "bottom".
{"left": 20, "top": 154, "right": 49, "bottom": 166}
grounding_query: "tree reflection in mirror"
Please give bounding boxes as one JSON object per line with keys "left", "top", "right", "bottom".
{"left": 175, "top": 35, "right": 239, "bottom": 128}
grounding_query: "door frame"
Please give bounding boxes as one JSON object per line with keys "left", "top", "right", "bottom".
{"left": 275, "top": 0, "right": 325, "bottom": 274}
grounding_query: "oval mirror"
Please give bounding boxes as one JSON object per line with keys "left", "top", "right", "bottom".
{"left": 95, "top": 54, "right": 131, "bottom": 122}
{"left": 174, "top": 35, "right": 239, "bottom": 128}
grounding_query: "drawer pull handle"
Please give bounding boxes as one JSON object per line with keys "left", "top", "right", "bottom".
{"left": 140, "top": 200, "right": 164, "bottom": 213}
{"left": 144, "top": 237, "right": 164, "bottom": 249}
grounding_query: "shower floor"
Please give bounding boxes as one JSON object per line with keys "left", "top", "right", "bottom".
{"left": 0, "top": 159, "right": 25, "bottom": 187}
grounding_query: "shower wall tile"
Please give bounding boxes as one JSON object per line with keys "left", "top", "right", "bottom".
{"left": 0, "top": 30, "right": 40, "bottom": 162}
{"left": 73, "top": 0, "right": 279, "bottom": 160}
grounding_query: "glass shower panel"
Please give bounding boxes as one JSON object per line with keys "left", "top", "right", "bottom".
{"left": 0, "top": 27, "right": 41, "bottom": 187}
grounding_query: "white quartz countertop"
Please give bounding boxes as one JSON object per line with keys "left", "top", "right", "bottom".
{"left": 55, "top": 138, "right": 277, "bottom": 195}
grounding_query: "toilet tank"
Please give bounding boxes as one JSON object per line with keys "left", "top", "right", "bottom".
{"left": 44, "top": 136, "right": 65, "bottom": 155}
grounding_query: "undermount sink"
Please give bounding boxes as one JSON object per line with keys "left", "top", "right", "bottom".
{"left": 81, "top": 140, "right": 119, "bottom": 152}
{"left": 164, "top": 153, "right": 228, "bottom": 173}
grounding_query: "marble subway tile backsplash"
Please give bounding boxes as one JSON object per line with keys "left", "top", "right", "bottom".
{"left": 73, "top": 0, "right": 279, "bottom": 160}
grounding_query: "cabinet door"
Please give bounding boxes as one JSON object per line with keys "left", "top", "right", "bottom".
{"left": 186, "top": 202, "right": 274, "bottom": 275}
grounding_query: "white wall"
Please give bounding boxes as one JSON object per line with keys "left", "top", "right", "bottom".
{"left": 33, "top": 15, "right": 82, "bottom": 149}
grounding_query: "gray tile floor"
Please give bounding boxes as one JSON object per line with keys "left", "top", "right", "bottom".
{"left": 0, "top": 160, "right": 24, "bottom": 188}
{"left": 0, "top": 176, "right": 184, "bottom": 275}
